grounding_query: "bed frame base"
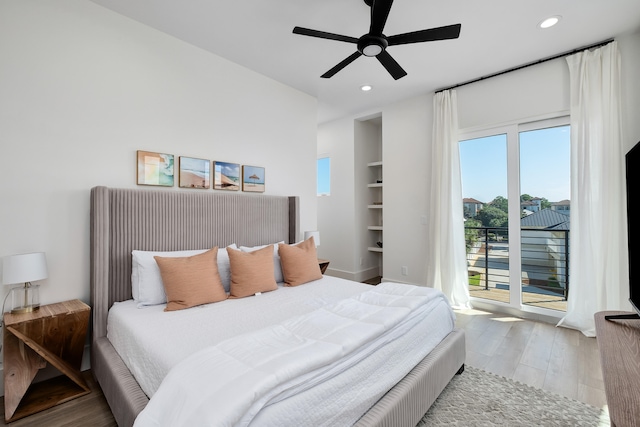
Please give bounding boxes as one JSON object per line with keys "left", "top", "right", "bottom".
{"left": 93, "top": 328, "right": 464, "bottom": 427}
{"left": 353, "top": 327, "right": 465, "bottom": 427}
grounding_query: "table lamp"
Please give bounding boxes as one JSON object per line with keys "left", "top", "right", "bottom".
{"left": 2, "top": 252, "right": 48, "bottom": 314}
{"left": 304, "top": 231, "right": 320, "bottom": 247}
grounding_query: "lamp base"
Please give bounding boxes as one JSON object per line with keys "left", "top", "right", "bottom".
{"left": 10, "top": 304, "right": 40, "bottom": 314}
{"left": 9, "top": 284, "right": 40, "bottom": 315}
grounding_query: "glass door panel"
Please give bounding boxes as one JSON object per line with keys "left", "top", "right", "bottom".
{"left": 460, "top": 134, "right": 510, "bottom": 305}
{"left": 519, "top": 125, "right": 570, "bottom": 312}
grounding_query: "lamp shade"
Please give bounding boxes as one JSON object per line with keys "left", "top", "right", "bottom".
{"left": 2, "top": 252, "right": 48, "bottom": 285}
{"left": 303, "top": 231, "right": 320, "bottom": 247}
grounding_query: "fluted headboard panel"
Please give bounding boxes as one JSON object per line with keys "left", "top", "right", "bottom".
{"left": 90, "top": 186, "right": 299, "bottom": 341}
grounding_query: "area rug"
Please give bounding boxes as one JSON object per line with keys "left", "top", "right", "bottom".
{"left": 417, "top": 366, "right": 607, "bottom": 426}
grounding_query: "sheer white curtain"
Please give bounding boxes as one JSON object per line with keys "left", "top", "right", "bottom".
{"left": 426, "top": 90, "right": 471, "bottom": 308}
{"left": 557, "top": 41, "right": 629, "bottom": 336}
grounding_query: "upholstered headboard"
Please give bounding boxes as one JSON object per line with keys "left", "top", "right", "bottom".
{"left": 89, "top": 186, "right": 299, "bottom": 342}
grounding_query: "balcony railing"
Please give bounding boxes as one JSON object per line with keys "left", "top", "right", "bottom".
{"left": 465, "top": 226, "right": 569, "bottom": 303}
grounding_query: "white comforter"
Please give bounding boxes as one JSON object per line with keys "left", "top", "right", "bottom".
{"left": 134, "top": 282, "right": 452, "bottom": 427}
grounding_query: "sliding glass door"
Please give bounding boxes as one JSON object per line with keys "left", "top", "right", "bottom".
{"left": 460, "top": 117, "right": 570, "bottom": 315}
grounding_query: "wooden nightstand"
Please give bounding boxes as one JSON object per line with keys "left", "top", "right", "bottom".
{"left": 318, "top": 259, "right": 330, "bottom": 274}
{"left": 3, "top": 299, "right": 91, "bottom": 422}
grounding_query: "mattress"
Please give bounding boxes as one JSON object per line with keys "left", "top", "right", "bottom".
{"left": 108, "top": 276, "right": 455, "bottom": 426}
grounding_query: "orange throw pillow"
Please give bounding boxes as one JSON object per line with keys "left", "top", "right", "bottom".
{"left": 279, "top": 237, "right": 322, "bottom": 287}
{"left": 154, "top": 248, "right": 227, "bottom": 311}
{"left": 227, "top": 245, "right": 278, "bottom": 298}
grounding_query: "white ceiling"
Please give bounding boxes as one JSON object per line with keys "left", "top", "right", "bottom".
{"left": 89, "top": 0, "right": 640, "bottom": 124}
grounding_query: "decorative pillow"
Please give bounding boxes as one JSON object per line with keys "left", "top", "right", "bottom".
{"left": 227, "top": 245, "right": 278, "bottom": 298}
{"left": 132, "top": 249, "right": 207, "bottom": 307}
{"left": 131, "top": 245, "right": 236, "bottom": 307}
{"left": 154, "top": 248, "right": 227, "bottom": 311}
{"left": 278, "top": 236, "right": 322, "bottom": 287}
{"left": 239, "top": 242, "right": 285, "bottom": 283}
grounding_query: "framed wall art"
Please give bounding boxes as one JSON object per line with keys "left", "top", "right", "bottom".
{"left": 136, "top": 150, "right": 174, "bottom": 187}
{"left": 179, "top": 156, "right": 210, "bottom": 189}
{"left": 242, "top": 165, "right": 265, "bottom": 193}
{"left": 213, "top": 161, "right": 240, "bottom": 191}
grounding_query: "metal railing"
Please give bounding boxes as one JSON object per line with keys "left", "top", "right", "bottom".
{"left": 465, "top": 226, "right": 570, "bottom": 300}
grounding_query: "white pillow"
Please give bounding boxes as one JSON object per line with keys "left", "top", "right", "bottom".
{"left": 217, "top": 244, "right": 237, "bottom": 292}
{"left": 239, "top": 242, "right": 285, "bottom": 283}
{"left": 131, "top": 244, "right": 237, "bottom": 307}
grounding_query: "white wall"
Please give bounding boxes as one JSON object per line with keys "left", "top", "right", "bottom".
{"left": 317, "top": 119, "right": 356, "bottom": 276}
{"left": 456, "top": 57, "right": 569, "bottom": 130}
{"left": 381, "top": 96, "right": 432, "bottom": 284}
{"left": 619, "top": 30, "right": 640, "bottom": 152}
{"left": 0, "top": 0, "right": 317, "bottom": 310}
{"left": 319, "top": 31, "right": 640, "bottom": 294}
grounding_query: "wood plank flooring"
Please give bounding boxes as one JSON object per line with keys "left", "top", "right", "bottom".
{"left": 0, "top": 307, "right": 607, "bottom": 426}
{"left": 0, "top": 371, "right": 116, "bottom": 426}
{"left": 455, "top": 307, "right": 607, "bottom": 410}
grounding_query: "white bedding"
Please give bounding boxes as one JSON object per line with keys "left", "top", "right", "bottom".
{"left": 108, "top": 277, "right": 455, "bottom": 426}
{"left": 108, "top": 276, "right": 371, "bottom": 397}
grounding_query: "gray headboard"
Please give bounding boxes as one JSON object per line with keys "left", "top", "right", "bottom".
{"left": 89, "top": 186, "right": 299, "bottom": 342}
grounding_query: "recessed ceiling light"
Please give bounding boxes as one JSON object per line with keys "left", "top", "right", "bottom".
{"left": 361, "top": 85, "right": 373, "bottom": 92}
{"left": 539, "top": 15, "right": 561, "bottom": 29}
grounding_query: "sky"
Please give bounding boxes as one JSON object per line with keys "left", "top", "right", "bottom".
{"left": 459, "top": 125, "right": 570, "bottom": 203}
{"left": 317, "top": 157, "right": 330, "bottom": 195}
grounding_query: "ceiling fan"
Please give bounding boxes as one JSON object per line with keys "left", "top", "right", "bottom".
{"left": 293, "top": 0, "right": 461, "bottom": 80}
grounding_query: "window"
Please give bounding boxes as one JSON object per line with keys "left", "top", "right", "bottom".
{"left": 317, "top": 157, "right": 330, "bottom": 196}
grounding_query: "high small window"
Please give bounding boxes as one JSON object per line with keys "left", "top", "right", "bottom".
{"left": 317, "top": 157, "right": 330, "bottom": 196}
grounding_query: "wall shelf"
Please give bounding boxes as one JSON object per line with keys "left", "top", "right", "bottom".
{"left": 364, "top": 133, "right": 382, "bottom": 273}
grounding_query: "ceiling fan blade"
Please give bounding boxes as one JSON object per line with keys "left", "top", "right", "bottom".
{"left": 370, "top": 0, "right": 394, "bottom": 35}
{"left": 293, "top": 27, "right": 359, "bottom": 44}
{"left": 388, "top": 24, "right": 461, "bottom": 46}
{"left": 321, "top": 52, "right": 363, "bottom": 78}
{"left": 376, "top": 50, "right": 407, "bottom": 80}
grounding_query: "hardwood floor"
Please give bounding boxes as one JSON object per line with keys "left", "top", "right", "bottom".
{"left": 0, "top": 371, "right": 116, "bottom": 426}
{"left": 0, "top": 306, "right": 607, "bottom": 426}
{"left": 455, "top": 307, "right": 607, "bottom": 410}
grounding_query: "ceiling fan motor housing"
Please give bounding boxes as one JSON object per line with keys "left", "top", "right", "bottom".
{"left": 358, "top": 34, "right": 388, "bottom": 56}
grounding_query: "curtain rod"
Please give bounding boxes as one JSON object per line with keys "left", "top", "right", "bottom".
{"left": 435, "top": 38, "right": 614, "bottom": 93}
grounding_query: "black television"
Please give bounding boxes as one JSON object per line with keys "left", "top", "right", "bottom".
{"left": 607, "top": 141, "right": 640, "bottom": 320}
{"left": 627, "top": 141, "right": 640, "bottom": 317}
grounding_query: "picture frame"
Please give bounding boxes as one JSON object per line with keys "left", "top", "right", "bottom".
{"left": 242, "top": 165, "right": 265, "bottom": 193}
{"left": 213, "top": 161, "right": 240, "bottom": 191}
{"left": 179, "top": 156, "right": 210, "bottom": 189}
{"left": 136, "top": 150, "right": 174, "bottom": 187}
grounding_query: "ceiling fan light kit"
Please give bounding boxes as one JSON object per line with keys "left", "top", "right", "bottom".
{"left": 359, "top": 35, "right": 387, "bottom": 57}
{"left": 293, "top": 0, "right": 461, "bottom": 80}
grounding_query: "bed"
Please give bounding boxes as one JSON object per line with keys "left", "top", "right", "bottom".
{"left": 89, "top": 186, "right": 465, "bottom": 427}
